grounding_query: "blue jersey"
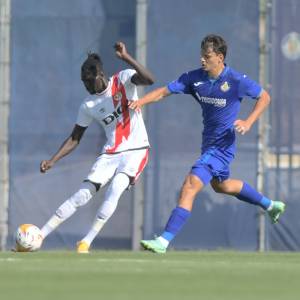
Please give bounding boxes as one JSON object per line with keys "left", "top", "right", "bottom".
{"left": 167, "top": 66, "right": 262, "bottom": 152}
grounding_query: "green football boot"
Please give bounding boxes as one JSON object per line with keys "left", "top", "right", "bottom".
{"left": 268, "top": 201, "right": 286, "bottom": 224}
{"left": 140, "top": 238, "right": 167, "bottom": 254}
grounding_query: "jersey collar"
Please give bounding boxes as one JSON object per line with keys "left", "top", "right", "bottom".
{"left": 218, "top": 64, "right": 229, "bottom": 80}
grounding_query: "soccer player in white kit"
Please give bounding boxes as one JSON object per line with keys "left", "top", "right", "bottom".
{"left": 39, "top": 42, "right": 154, "bottom": 253}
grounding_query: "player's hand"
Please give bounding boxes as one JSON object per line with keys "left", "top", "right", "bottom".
{"left": 234, "top": 119, "right": 251, "bottom": 135}
{"left": 40, "top": 160, "right": 54, "bottom": 173}
{"left": 114, "top": 42, "right": 129, "bottom": 60}
{"left": 128, "top": 100, "right": 142, "bottom": 112}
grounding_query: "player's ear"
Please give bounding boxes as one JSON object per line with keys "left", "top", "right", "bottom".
{"left": 218, "top": 53, "right": 224, "bottom": 62}
{"left": 97, "top": 68, "right": 105, "bottom": 78}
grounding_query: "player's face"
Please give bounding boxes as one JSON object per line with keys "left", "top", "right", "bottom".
{"left": 200, "top": 47, "right": 224, "bottom": 73}
{"left": 81, "top": 70, "right": 107, "bottom": 94}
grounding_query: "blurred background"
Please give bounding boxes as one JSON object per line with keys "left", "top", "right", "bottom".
{"left": 0, "top": 0, "right": 299, "bottom": 251}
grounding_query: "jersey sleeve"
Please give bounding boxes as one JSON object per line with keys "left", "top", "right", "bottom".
{"left": 76, "top": 102, "right": 93, "bottom": 127}
{"left": 118, "top": 69, "right": 137, "bottom": 86}
{"left": 118, "top": 69, "right": 138, "bottom": 100}
{"left": 238, "top": 74, "right": 262, "bottom": 100}
{"left": 167, "top": 72, "right": 192, "bottom": 94}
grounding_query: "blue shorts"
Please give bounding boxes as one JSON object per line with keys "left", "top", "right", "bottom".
{"left": 190, "top": 145, "right": 235, "bottom": 185}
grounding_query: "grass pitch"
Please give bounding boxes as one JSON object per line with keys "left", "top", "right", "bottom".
{"left": 0, "top": 251, "right": 299, "bottom": 300}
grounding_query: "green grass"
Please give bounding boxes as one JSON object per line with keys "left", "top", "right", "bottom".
{"left": 0, "top": 251, "right": 300, "bottom": 300}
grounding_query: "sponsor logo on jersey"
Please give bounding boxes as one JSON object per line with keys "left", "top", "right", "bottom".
{"left": 102, "top": 105, "right": 123, "bottom": 125}
{"left": 113, "top": 92, "right": 122, "bottom": 102}
{"left": 195, "top": 93, "right": 226, "bottom": 108}
{"left": 220, "top": 81, "right": 230, "bottom": 92}
{"left": 194, "top": 81, "right": 205, "bottom": 86}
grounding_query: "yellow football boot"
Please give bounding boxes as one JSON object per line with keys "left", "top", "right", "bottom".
{"left": 76, "top": 241, "right": 90, "bottom": 254}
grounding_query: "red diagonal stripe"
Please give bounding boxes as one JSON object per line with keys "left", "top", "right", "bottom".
{"left": 134, "top": 149, "right": 149, "bottom": 182}
{"left": 106, "top": 74, "right": 131, "bottom": 153}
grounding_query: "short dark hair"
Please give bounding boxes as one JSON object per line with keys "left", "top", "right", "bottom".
{"left": 201, "top": 34, "right": 227, "bottom": 59}
{"left": 81, "top": 52, "right": 103, "bottom": 76}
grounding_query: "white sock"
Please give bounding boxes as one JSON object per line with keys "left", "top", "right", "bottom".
{"left": 267, "top": 200, "right": 274, "bottom": 211}
{"left": 41, "top": 200, "right": 76, "bottom": 238}
{"left": 158, "top": 236, "right": 170, "bottom": 248}
{"left": 41, "top": 182, "right": 96, "bottom": 238}
{"left": 82, "top": 218, "right": 106, "bottom": 245}
{"left": 81, "top": 173, "right": 129, "bottom": 245}
{"left": 41, "top": 215, "right": 64, "bottom": 238}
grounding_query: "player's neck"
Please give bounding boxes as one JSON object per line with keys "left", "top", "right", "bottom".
{"left": 95, "top": 77, "right": 109, "bottom": 94}
{"left": 208, "top": 64, "right": 225, "bottom": 79}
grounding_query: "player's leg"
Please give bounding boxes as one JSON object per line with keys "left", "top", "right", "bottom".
{"left": 141, "top": 151, "right": 213, "bottom": 253}
{"left": 211, "top": 178, "right": 285, "bottom": 223}
{"left": 41, "top": 180, "right": 98, "bottom": 239}
{"left": 77, "top": 172, "right": 130, "bottom": 253}
{"left": 141, "top": 174, "right": 204, "bottom": 253}
{"left": 41, "top": 154, "right": 117, "bottom": 241}
{"left": 211, "top": 178, "right": 271, "bottom": 208}
{"left": 78, "top": 149, "right": 149, "bottom": 253}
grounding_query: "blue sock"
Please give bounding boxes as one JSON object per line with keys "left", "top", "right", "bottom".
{"left": 236, "top": 182, "right": 271, "bottom": 210}
{"left": 161, "top": 206, "right": 191, "bottom": 242}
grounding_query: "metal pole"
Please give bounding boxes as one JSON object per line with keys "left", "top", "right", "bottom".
{"left": 257, "top": 0, "right": 270, "bottom": 252}
{"left": 0, "top": 0, "right": 11, "bottom": 251}
{"left": 131, "top": 0, "right": 148, "bottom": 250}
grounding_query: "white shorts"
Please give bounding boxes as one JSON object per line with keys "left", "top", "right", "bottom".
{"left": 86, "top": 148, "right": 149, "bottom": 186}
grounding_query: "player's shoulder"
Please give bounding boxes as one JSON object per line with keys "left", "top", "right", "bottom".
{"left": 225, "top": 66, "right": 248, "bottom": 81}
{"left": 79, "top": 95, "right": 98, "bottom": 110}
{"left": 116, "top": 69, "right": 136, "bottom": 83}
{"left": 183, "top": 68, "right": 206, "bottom": 82}
{"left": 224, "top": 66, "right": 252, "bottom": 86}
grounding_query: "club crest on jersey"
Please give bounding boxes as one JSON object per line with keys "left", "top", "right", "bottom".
{"left": 220, "top": 81, "right": 230, "bottom": 92}
{"left": 99, "top": 108, "right": 105, "bottom": 113}
{"left": 113, "top": 92, "right": 122, "bottom": 102}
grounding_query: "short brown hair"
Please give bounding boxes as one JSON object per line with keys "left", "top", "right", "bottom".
{"left": 201, "top": 34, "right": 227, "bottom": 59}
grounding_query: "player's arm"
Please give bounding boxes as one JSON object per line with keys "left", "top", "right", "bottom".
{"left": 128, "top": 86, "right": 171, "bottom": 111}
{"left": 234, "top": 89, "right": 271, "bottom": 135}
{"left": 114, "top": 41, "right": 154, "bottom": 86}
{"left": 40, "top": 124, "right": 87, "bottom": 173}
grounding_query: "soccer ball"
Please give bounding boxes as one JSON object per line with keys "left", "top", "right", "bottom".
{"left": 15, "top": 224, "right": 43, "bottom": 252}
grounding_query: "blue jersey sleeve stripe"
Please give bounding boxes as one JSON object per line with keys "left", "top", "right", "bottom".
{"left": 167, "top": 82, "right": 176, "bottom": 94}
{"left": 255, "top": 87, "right": 263, "bottom": 99}
{"left": 167, "top": 80, "right": 186, "bottom": 94}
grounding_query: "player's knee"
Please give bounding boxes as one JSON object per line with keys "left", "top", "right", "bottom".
{"left": 110, "top": 172, "right": 130, "bottom": 189}
{"left": 211, "top": 184, "right": 223, "bottom": 193}
{"left": 69, "top": 182, "right": 97, "bottom": 207}
{"left": 211, "top": 182, "right": 232, "bottom": 194}
{"left": 181, "top": 184, "right": 199, "bottom": 201}
{"left": 182, "top": 176, "right": 202, "bottom": 195}
{"left": 96, "top": 174, "right": 129, "bottom": 220}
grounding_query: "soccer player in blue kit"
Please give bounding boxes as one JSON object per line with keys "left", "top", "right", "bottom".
{"left": 129, "top": 34, "right": 285, "bottom": 253}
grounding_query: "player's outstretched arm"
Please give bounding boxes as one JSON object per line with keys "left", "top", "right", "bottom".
{"left": 128, "top": 86, "right": 171, "bottom": 111}
{"left": 114, "top": 41, "right": 154, "bottom": 86}
{"left": 234, "top": 89, "right": 271, "bottom": 135}
{"left": 40, "top": 124, "right": 87, "bottom": 173}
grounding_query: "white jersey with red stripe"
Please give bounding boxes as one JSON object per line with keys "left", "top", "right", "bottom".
{"left": 76, "top": 69, "right": 150, "bottom": 154}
